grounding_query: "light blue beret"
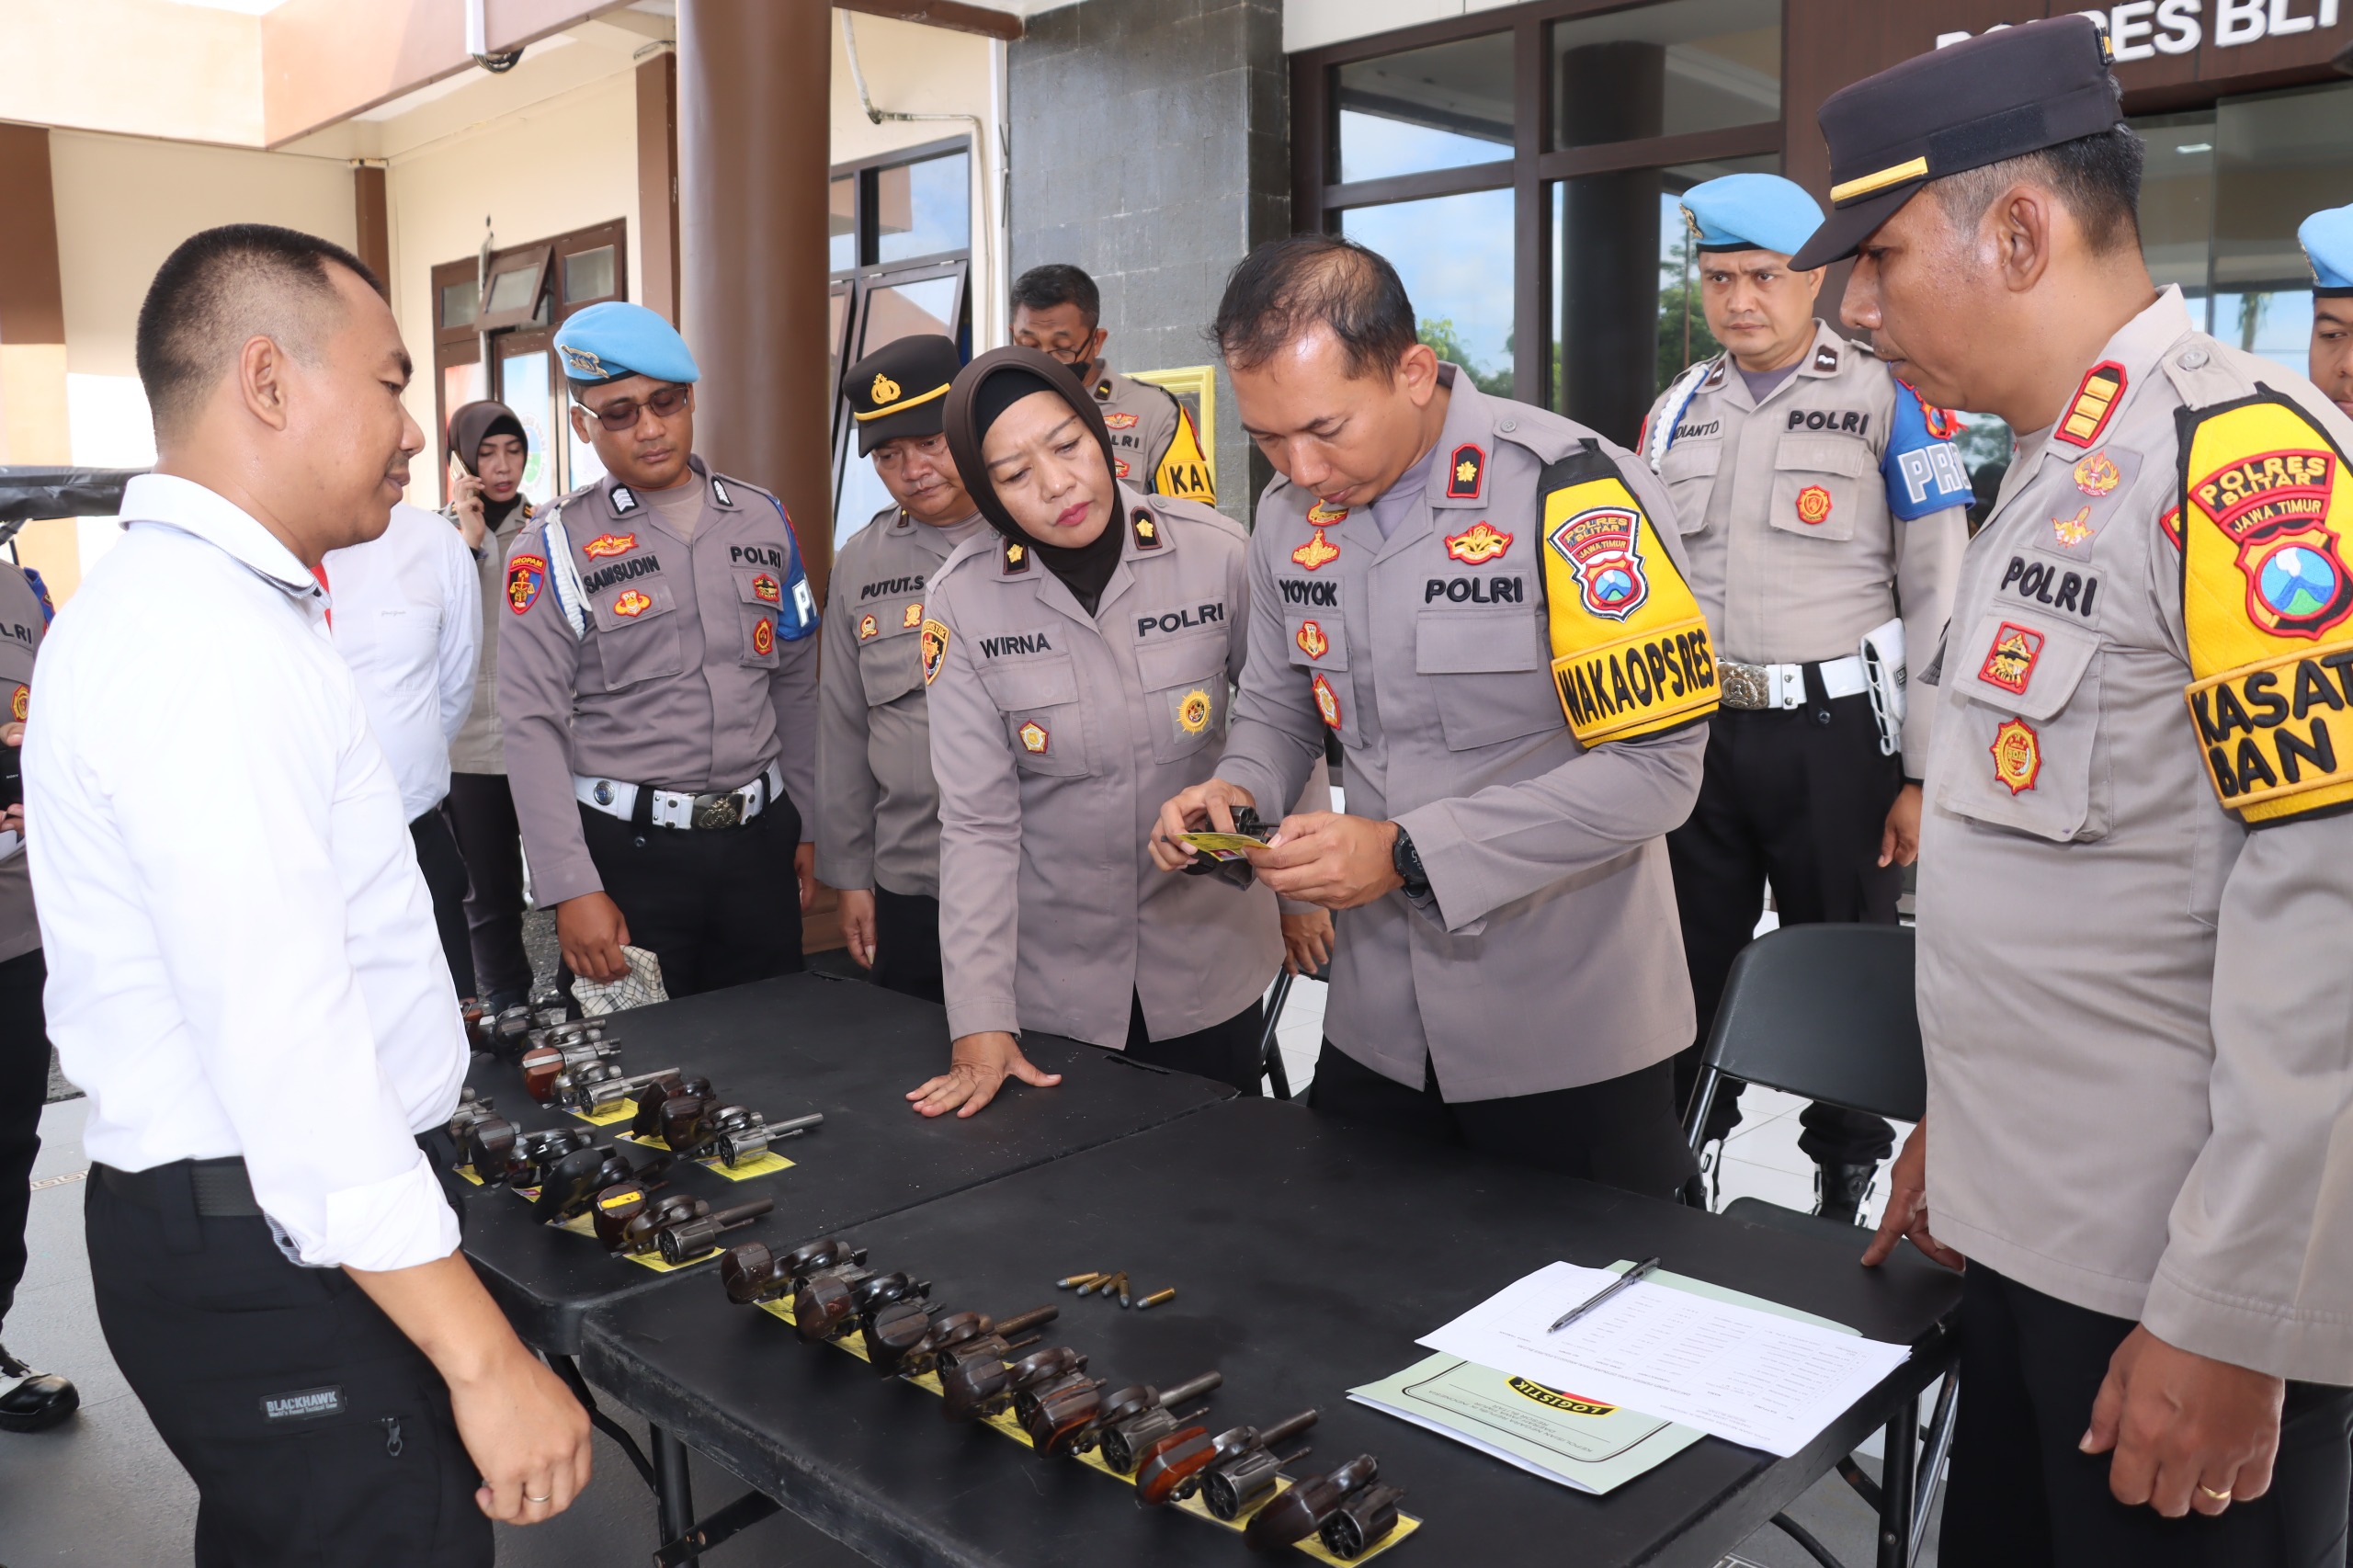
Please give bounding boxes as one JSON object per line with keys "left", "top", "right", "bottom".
{"left": 1680, "top": 173, "right": 1825, "bottom": 261}
{"left": 2300, "top": 205, "right": 2353, "bottom": 296}
{"left": 554, "top": 301, "right": 700, "bottom": 386}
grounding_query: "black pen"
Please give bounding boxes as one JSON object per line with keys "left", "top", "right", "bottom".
{"left": 1547, "top": 1256, "right": 1662, "bottom": 1335}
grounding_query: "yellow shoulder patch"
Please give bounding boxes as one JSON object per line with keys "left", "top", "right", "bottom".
{"left": 1152, "top": 407, "right": 1216, "bottom": 506}
{"left": 2180, "top": 392, "right": 2353, "bottom": 824}
{"left": 1539, "top": 445, "right": 1719, "bottom": 745}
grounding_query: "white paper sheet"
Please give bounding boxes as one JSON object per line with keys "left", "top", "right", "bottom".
{"left": 1416, "top": 1262, "right": 1911, "bottom": 1458}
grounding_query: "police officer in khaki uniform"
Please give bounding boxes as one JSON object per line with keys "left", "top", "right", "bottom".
{"left": 501, "top": 302, "right": 820, "bottom": 999}
{"left": 1010, "top": 265, "right": 1217, "bottom": 506}
{"left": 2301, "top": 206, "right": 2353, "bottom": 423}
{"left": 817, "top": 335, "right": 985, "bottom": 1003}
{"left": 1641, "top": 173, "right": 1971, "bottom": 1220}
{"left": 1154, "top": 235, "right": 1720, "bottom": 1199}
{"left": 1813, "top": 19, "right": 2353, "bottom": 1558}
{"left": 909, "top": 347, "right": 1324, "bottom": 1119}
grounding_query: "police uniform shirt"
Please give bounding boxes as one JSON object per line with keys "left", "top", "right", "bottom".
{"left": 1213, "top": 368, "right": 1713, "bottom": 1102}
{"left": 448, "top": 496, "right": 534, "bottom": 776}
{"left": 498, "top": 460, "right": 819, "bottom": 907}
{"left": 815, "top": 503, "right": 985, "bottom": 899}
{"left": 1918, "top": 284, "right": 2353, "bottom": 1381}
{"left": 26, "top": 475, "right": 467, "bottom": 1270}
{"left": 925, "top": 492, "right": 1281, "bottom": 1048}
{"left": 0, "top": 565, "right": 46, "bottom": 963}
{"left": 1090, "top": 368, "right": 1217, "bottom": 506}
{"left": 1643, "top": 321, "right": 1970, "bottom": 772}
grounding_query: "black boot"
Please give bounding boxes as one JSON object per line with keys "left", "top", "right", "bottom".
{"left": 1814, "top": 1161, "right": 1876, "bottom": 1226}
{"left": 0, "top": 1345, "right": 78, "bottom": 1433}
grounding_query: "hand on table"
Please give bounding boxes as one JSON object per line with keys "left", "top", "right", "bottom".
{"left": 555, "top": 892, "right": 631, "bottom": 984}
{"left": 1879, "top": 783, "right": 1922, "bottom": 868}
{"left": 1280, "top": 909, "right": 1334, "bottom": 975}
{"left": 1245, "top": 813, "right": 1402, "bottom": 910}
{"left": 1860, "top": 1118, "right": 1963, "bottom": 1271}
{"left": 907, "top": 1030, "right": 1062, "bottom": 1119}
{"left": 1147, "top": 779, "right": 1260, "bottom": 871}
{"left": 838, "top": 887, "right": 878, "bottom": 970}
{"left": 2083, "top": 1326, "right": 2284, "bottom": 1517}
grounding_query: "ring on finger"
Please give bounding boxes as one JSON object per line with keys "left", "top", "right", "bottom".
{"left": 2198, "top": 1484, "right": 2232, "bottom": 1504}
{"left": 525, "top": 1492, "right": 552, "bottom": 1504}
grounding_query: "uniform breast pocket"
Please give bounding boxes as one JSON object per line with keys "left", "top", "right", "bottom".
{"left": 1416, "top": 604, "right": 1557, "bottom": 752}
{"left": 1658, "top": 439, "right": 1722, "bottom": 535}
{"left": 975, "top": 654, "right": 1091, "bottom": 778}
{"left": 857, "top": 619, "right": 924, "bottom": 708}
{"left": 733, "top": 568, "right": 785, "bottom": 668}
{"left": 588, "top": 577, "right": 684, "bottom": 691}
{"left": 1134, "top": 631, "right": 1229, "bottom": 765}
{"left": 1933, "top": 609, "right": 2108, "bottom": 842}
{"left": 1768, "top": 436, "right": 1873, "bottom": 542}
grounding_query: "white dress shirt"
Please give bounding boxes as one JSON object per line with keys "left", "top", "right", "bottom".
{"left": 323, "top": 502, "right": 481, "bottom": 822}
{"left": 27, "top": 475, "right": 468, "bottom": 1272}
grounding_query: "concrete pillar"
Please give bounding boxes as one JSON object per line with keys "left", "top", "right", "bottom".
{"left": 676, "top": 0, "right": 833, "bottom": 594}
{"left": 0, "top": 123, "right": 76, "bottom": 599}
{"left": 1556, "top": 41, "right": 1664, "bottom": 446}
{"left": 635, "top": 51, "right": 680, "bottom": 325}
{"left": 352, "top": 161, "right": 391, "bottom": 283}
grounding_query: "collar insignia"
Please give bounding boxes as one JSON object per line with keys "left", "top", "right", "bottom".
{"left": 1291, "top": 528, "right": 1341, "bottom": 572}
{"left": 1446, "top": 443, "right": 1484, "bottom": 501}
{"left": 2056, "top": 361, "right": 2127, "bottom": 449}
{"left": 609, "top": 484, "right": 639, "bottom": 515}
{"left": 1003, "top": 540, "right": 1030, "bottom": 575}
{"left": 1813, "top": 344, "right": 1840, "bottom": 373}
{"left": 1131, "top": 509, "right": 1163, "bottom": 551}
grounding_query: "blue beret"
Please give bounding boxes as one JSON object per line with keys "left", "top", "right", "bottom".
{"left": 554, "top": 301, "right": 700, "bottom": 386}
{"left": 2301, "top": 205, "right": 2353, "bottom": 296}
{"left": 1680, "top": 173, "right": 1825, "bottom": 261}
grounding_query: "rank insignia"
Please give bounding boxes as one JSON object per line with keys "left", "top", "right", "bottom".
{"left": 1446, "top": 444, "right": 1485, "bottom": 501}
{"left": 2056, "top": 360, "right": 2126, "bottom": 448}
{"left": 1311, "top": 672, "right": 1342, "bottom": 731}
{"left": 1177, "top": 688, "right": 1212, "bottom": 734}
{"left": 612, "top": 589, "right": 653, "bottom": 619}
{"left": 1291, "top": 528, "right": 1341, "bottom": 572}
{"left": 1978, "top": 621, "right": 2044, "bottom": 696}
{"left": 2052, "top": 506, "right": 2096, "bottom": 548}
{"left": 752, "top": 617, "right": 776, "bottom": 656}
{"left": 506, "top": 553, "right": 547, "bottom": 616}
{"left": 8, "top": 684, "right": 24, "bottom": 722}
{"left": 1003, "top": 540, "right": 1029, "bottom": 575}
{"left": 584, "top": 533, "right": 637, "bottom": 560}
{"left": 1794, "top": 485, "right": 1835, "bottom": 526}
{"left": 1296, "top": 619, "right": 1329, "bottom": 661}
{"left": 1306, "top": 500, "right": 1349, "bottom": 526}
{"left": 1018, "top": 720, "right": 1049, "bottom": 754}
{"left": 902, "top": 601, "right": 925, "bottom": 629}
{"left": 1547, "top": 505, "right": 1650, "bottom": 620}
{"left": 753, "top": 573, "right": 780, "bottom": 604}
{"left": 920, "top": 618, "right": 950, "bottom": 685}
{"left": 1991, "top": 718, "right": 2042, "bottom": 794}
{"left": 1445, "top": 521, "right": 1514, "bottom": 564}
{"left": 1131, "top": 509, "right": 1162, "bottom": 550}
{"left": 1103, "top": 412, "right": 1139, "bottom": 430}
{"left": 1813, "top": 344, "right": 1840, "bottom": 373}
{"left": 2072, "top": 450, "right": 2121, "bottom": 497}
{"left": 858, "top": 613, "right": 879, "bottom": 642}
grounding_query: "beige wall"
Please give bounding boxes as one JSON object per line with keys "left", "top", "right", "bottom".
{"left": 0, "top": 0, "right": 264, "bottom": 147}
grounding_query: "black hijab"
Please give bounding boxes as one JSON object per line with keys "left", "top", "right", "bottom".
{"left": 944, "top": 347, "right": 1127, "bottom": 615}
{"left": 448, "top": 400, "right": 530, "bottom": 530}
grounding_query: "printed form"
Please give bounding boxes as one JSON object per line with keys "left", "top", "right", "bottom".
{"left": 1417, "top": 1262, "right": 1911, "bottom": 1458}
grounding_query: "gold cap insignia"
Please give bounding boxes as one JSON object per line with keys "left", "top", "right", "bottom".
{"left": 870, "top": 372, "right": 902, "bottom": 404}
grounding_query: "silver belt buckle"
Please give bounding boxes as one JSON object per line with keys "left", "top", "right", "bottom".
{"left": 1719, "top": 660, "right": 1770, "bottom": 710}
{"left": 689, "top": 790, "right": 744, "bottom": 831}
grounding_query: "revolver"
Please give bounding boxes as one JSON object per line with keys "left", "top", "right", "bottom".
{"left": 716, "top": 1237, "right": 867, "bottom": 1306}
{"left": 1151, "top": 1410, "right": 1319, "bottom": 1517}
{"left": 1020, "top": 1370, "right": 1112, "bottom": 1454}
{"left": 1243, "top": 1454, "right": 1388, "bottom": 1556}
{"left": 553, "top": 1064, "right": 683, "bottom": 1115}
{"left": 616, "top": 1191, "right": 708, "bottom": 1256}
{"left": 710, "top": 1107, "right": 823, "bottom": 1166}
{"left": 530, "top": 1143, "right": 671, "bottom": 1225}
{"left": 656, "top": 1197, "right": 775, "bottom": 1266}
{"left": 520, "top": 1030, "right": 622, "bottom": 1103}
{"left": 891, "top": 1305, "right": 1059, "bottom": 1380}
{"left": 629, "top": 1074, "right": 713, "bottom": 1142}
{"left": 939, "top": 1344, "right": 1085, "bottom": 1424}
{"left": 1086, "top": 1371, "right": 1224, "bottom": 1472}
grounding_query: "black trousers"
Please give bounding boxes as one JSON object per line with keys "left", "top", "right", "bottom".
{"left": 572, "top": 796, "right": 803, "bottom": 1001}
{"left": 1123, "top": 993, "right": 1266, "bottom": 1096}
{"left": 1942, "top": 1264, "right": 2352, "bottom": 1568}
{"left": 870, "top": 885, "right": 944, "bottom": 1004}
{"left": 1308, "top": 1043, "right": 1696, "bottom": 1200}
{"left": 444, "top": 772, "right": 532, "bottom": 1008}
{"left": 0, "top": 947, "right": 46, "bottom": 1326}
{"left": 409, "top": 807, "right": 476, "bottom": 1003}
{"left": 85, "top": 1168, "right": 491, "bottom": 1568}
{"left": 1667, "top": 687, "right": 1903, "bottom": 1165}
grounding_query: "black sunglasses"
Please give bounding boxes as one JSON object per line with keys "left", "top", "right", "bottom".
{"left": 576, "top": 382, "right": 691, "bottom": 432}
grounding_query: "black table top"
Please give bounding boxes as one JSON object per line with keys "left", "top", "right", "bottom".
{"left": 455, "top": 971, "right": 1232, "bottom": 1353}
{"left": 580, "top": 1096, "right": 1962, "bottom": 1568}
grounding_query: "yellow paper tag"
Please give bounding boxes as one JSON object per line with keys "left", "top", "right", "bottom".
{"left": 455, "top": 1165, "right": 483, "bottom": 1187}
{"left": 702, "top": 1149, "right": 794, "bottom": 1181}
{"left": 622, "top": 1244, "right": 721, "bottom": 1274}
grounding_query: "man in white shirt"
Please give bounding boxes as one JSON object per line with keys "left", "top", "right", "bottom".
{"left": 27, "top": 223, "right": 588, "bottom": 1564}
{"left": 323, "top": 499, "right": 482, "bottom": 999}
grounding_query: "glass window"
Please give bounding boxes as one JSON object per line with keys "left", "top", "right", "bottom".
{"left": 485, "top": 262, "right": 540, "bottom": 318}
{"left": 497, "top": 347, "right": 554, "bottom": 502}
{"left": 1342, "top": 188, "right": 1516, "bottom": 396}
{"left": 2210, "top": 83, "right": 2353, "bottom": 381}
{"left": 2135, "top": 110, "right": 2216, "bottom": 307}
{"left": 1552, "top": 0, "right": 1780, "bottom": 152}
{"left": 876, "top": 152, "right": 971, "bottom": 264}
{"left": 830, "top": 176, "right": 858, "bottom": 272}
{"left": 1336, "top": 33, "right": 1514, "bottom": 185}
{"left": 566, "top": 407, "right": 608, "bottom": 495}
{"left": 563, "top": 245, "right": 616, "bottom": 303}
{"left": 835, "top": 274, "right": 966, "bottom": 542}
{"left": 439, "top": 278, "right": 477, "bottom": 330}
{"left": 1551, "top": 153, "right": 1776, "bottom": 441}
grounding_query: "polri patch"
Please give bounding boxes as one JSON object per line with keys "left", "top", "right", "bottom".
{"left": 612, "top": 589, "right": 653, "bottom": 619}
{"left": 2072, "top": 450, "right": 2120, "bottom": 497}
{"left": 1306, "top": 500, "right": 1349, "bottom": 526}
{"left": 1177, "top": 688, "right": 1211, "bottom": 734}
{"left": 752, "top": 617, "right": 775, "bottom": 656}
{"left": 753, "top": 573, "right": 780, "bottom": 604}
{"left": 1446, "top": 444, "right": 1484, "bottom": 501}
{"left": 260, "top": 1386, "right": 346, "bottom": 1423}
{"left": 1445, "top": 521, "right": 1513, "bottom": 564}
{"left": 1104, "top": 413, "right": 1139, "bottom": 430}
{"left": 1312, "top": 672, "right": 1342, "bottom": 731}
{"left": 1296, "top": 619, "right": 1329, "bottom": 661}
{"left": 1018, "top": 720, "right": 1050, "bottom": 754}
{"left": 2052, "top": 506, "right": 2096, "bottom": 548}
{"left": 8, "top": 684, "right": 24, "bottom": 722}
{"left": 584, "top": 533, "right": 637, "bottom": 560}
{"left": 1291, "top": 528, "right": 1341, "bottom": 572}
{"left": 902, "top": 601, "right": 924, "bottom": 629}
{"left": 1991, "top": 718, "right": 2041, "bottom": 794}
{"left": 506, "top": 553, "right": 547, "bottom": 616}
{"left": 858, "top": 613, "right": 879, "bottom": 642}
{"left": 1548, "top": 505, "right": 1649, "bottom": 621}
{"left": 1794, "top": 485, "right": 1834, "bottom": 526}
{"left": 920, "top": 618, "right": 950, "bottom": 685}
{"left": 1978, "top": 622, "right": 2044, "bottom": 696}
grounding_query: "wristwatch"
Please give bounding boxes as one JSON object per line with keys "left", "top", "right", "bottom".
{"left": 1389, "top": 824, "right": 1430, "bottom": 899}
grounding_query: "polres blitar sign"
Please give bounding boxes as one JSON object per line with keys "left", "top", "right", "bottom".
{"left": 1939, "top": 0, "right": 2345, "bottom": 61}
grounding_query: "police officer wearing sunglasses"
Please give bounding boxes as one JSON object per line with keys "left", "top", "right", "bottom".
{"left": 498, "top": 302, "right": 821, "bottom": 998}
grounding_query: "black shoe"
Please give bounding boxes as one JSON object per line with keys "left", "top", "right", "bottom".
{"left": 1814, "top": 1161, "right": 1877, "bottom": 1226}
{"left": 0, "top": 1346, "right": 79, "bottom": 1433}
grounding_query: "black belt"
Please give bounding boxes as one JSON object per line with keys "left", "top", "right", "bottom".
{"left": 98, "top": 1157, "right": 263, "bottom": 1219}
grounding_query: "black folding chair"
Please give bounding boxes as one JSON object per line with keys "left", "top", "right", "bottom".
{"left": 1685, "top": 923, "right": 1956, "bottom": 1567}
{"left": 1256, "top": 959, "right": 1331, "bottom": 1100}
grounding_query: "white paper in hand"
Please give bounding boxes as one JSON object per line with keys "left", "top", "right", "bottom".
{"left": 1416, "top": 1262, "right": 1910, "bottom": 1458}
